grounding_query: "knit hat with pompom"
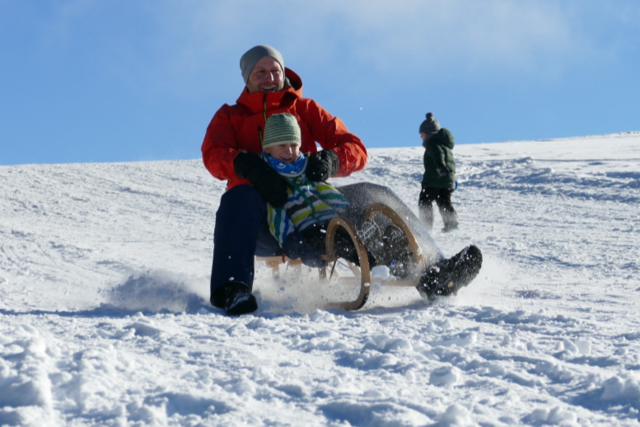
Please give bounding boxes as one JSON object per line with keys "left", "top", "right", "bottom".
{"left": 419, "top": 112, "right": 441, "bottom": 134}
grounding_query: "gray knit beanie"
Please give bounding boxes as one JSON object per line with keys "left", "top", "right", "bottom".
{"left": 240, "top": 45, "right": 285, "bottom": 84}
{"left": 419, "top": 112, "right": 441, "bottom": 134}
{"left": 262, "top": 113, "right": 301, "bottom": 149}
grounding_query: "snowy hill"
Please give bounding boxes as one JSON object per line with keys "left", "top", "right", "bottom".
{"left": 1, "top": 132, "right": 639, "bottom": 426}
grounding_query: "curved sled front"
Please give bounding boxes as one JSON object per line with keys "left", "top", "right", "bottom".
{"left": 337, "top": 182, "right": 442, "bottom": 266}
{"left": 323, "top": 203, "right": 427, "bottom": 310}
{"left": 324, "top": 216, "right": 371, "bottom": 311}
{"left": 363, "top": 203, "right": 426, "bottom": 275}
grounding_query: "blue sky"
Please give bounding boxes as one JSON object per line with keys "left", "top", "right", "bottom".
{"left": 1, "top": 0, "right": 639, "bottom": 166}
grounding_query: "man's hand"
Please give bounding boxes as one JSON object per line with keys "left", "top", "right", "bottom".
{"left": 234, "top": 151, "right": 289, "bottom": 207}
{"left": 436, "top": 163, "right": 450, "bottom": 178}
{"left": 306, "top": 150, "right": 339, "bottom": 182}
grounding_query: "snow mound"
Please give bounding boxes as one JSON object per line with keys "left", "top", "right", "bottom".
{"left": 105, "top": 270, "right": 209, "bottom": 313}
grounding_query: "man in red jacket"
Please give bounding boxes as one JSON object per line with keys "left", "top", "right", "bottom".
{"left": 201, "top": 45, "right": 368, "bottom": 315}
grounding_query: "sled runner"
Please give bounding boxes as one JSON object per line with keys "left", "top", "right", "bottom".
{"left": 257, "top": 202, "right": 427, "bottom": 311}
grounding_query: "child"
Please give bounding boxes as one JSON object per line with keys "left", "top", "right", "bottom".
{"left": 260, "top": 113, "right": 410, "bottom": 272}
{"left": 418, "top": 112, "right": 459, "bottom": 232}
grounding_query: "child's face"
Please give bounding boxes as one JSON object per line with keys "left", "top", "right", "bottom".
{"left": 264, "top": 143, "right": 301, "bottom": 163}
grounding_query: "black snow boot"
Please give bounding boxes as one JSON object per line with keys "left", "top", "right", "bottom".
{"left": 417, "top": 245, "right": 482, "bottom": 300}
{"left": 212, "top": 282, "right": 258, "bottom": 316}
{"left": 383, "top": 225, "right": 414, "bottom": 278}
{"left": 383, "top": 224, "right": 410, "bottom": 259}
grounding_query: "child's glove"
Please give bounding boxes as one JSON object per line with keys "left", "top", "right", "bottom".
{"left": 436, "top": 163, "right": 450, "bottom": 178}
{"left": 234, "top": 151, "right": 289, "bottom": 208}
{"left": 306, "top": 150, "right": 339, "bottom": 182}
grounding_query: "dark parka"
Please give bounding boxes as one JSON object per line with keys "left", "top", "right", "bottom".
{"left": 422, "top": 128, "right": 456, "bottom": 190}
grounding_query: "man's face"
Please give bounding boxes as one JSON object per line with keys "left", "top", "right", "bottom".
{"left": 247, "top": 56, "right": 284, "bottom": 93}
{"left": 264, "top": 143, "right": 300, "bottom": 163}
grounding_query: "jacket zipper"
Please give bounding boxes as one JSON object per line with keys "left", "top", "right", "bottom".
{"left": 258, "top": 92, "right": 268, "bottom": 144}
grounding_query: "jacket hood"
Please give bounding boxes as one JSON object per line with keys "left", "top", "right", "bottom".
{"left": 236, "top": 68, "right": 303, "bottom": 113}
{"left": 434, "top": 128, "right": 454, "bottom": 149}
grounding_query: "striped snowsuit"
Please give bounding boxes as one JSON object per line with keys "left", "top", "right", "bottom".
{"left": 267, "top": 163, "right": 349, "bottom": 246}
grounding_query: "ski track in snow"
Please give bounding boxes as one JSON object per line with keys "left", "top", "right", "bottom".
{"left": 1, "top": 133, "right": 639, "bottom": 426}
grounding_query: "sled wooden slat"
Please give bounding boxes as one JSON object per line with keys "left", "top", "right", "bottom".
{"left": 255, "top": 256, "right": 310, "bottom": 278}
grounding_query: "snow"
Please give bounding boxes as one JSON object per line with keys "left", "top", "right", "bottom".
{"left": 1, "top": 132, "right": 639, "bottom": 426}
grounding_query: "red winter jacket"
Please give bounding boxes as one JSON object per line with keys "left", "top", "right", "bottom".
{"left": 201, "top": 68, "right": 368, "bottom": 190}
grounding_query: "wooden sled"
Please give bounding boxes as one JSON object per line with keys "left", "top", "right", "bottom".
{"left": 257, "top": 203, "right": 426, "bottom": 311}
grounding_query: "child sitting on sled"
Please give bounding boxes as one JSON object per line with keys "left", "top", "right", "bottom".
{"left": 260, "top": 113, "right": 482, "bottom": 299}
{"left": 259, "top": 113, "right": 412, "bottom": 276}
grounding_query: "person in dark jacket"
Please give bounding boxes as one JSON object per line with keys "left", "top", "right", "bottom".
{"left": 418, "top": 112, "right": 459, "bottom": 232}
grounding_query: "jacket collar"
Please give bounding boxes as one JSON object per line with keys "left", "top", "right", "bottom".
{"left": 236, "top": 68, "right": 303, "bottom": 113}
